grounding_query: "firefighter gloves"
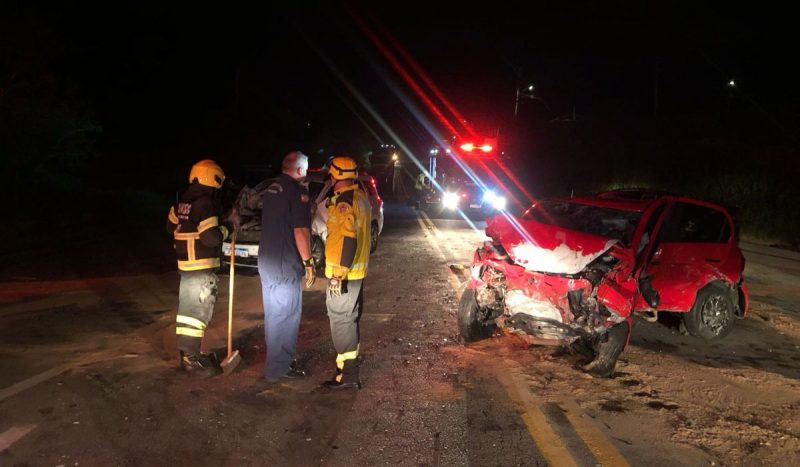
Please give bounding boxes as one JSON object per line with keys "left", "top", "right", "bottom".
{"left": 303, "top": 258, "right": 317, "bottom": 289}
{"left": 328, "top": 276, "right": 344, "bottom": 297}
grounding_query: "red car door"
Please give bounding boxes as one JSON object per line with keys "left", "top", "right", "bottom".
{"left": 642, "top": 200, "right": 734, "bottom": 312}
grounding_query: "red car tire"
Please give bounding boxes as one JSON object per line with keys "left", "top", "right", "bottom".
{"left": 585, "top": 322, "right": 629, "bottom": 378}
{"left": 684, "top": 282, "right": 736, "bottom": 340}
{"left": 457, "top": 286, "right": 497, "bottom": 342}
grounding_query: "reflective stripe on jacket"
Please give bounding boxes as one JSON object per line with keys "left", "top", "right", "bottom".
{"left": 166, "top": 183, "right": 227, "bottom": 272}
{"left": 324, "top": 183, "right": 371, "bottom": 280}
{"left": 415, "top": 173, "right": 426, "bottom": 189}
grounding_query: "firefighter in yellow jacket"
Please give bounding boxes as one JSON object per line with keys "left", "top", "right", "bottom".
{"left": 166, "top": 159, "right": 232, "bottom": 376}
{"left": 322, "top": 156, "right": 372, "bottom": 389}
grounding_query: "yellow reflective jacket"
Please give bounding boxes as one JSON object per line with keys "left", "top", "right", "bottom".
{"left": 415, "top": 173, "right": 426, "bottom": 189}
{"left": 325, "top": 183, "right": 371, "bottom": 280}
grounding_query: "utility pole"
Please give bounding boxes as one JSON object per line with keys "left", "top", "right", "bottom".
{"left": 233, "top": 66, "right": 240, "bottom": 121}
{"left": 653, "top": 62, "right": 659, "bottom": 118}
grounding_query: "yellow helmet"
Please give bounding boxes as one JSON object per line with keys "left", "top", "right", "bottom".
{"left": 189, "top": 159, "right": 225, "bottom": 188}
{"left": 329, "top": 156, "right": 358, "bottom": 180}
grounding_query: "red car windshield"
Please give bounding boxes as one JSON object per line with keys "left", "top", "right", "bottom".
{"left": 523, "top": 200, "right": 642, "bottom": 245}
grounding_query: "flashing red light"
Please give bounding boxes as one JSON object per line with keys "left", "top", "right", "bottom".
{"left": 458, "top": 139, "right": 496, "bottom": 156}
{"left": 461, "top": 193, "right": 467, "bottom": 197}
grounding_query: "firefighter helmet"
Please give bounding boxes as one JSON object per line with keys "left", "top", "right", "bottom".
{"left": 329, "top": 156, "right": 358, "bottom": 180}
{"left": 189, "top": 159, "right": 225, "bottom": 188}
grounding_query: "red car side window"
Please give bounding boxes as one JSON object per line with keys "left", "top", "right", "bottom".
{"left": 658, "top": 202, "right": 731, "bottom": 244}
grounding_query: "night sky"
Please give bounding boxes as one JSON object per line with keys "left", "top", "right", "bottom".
{"left": 5, "top": 3, "right": 795, "bottom": 151}
{"left": 2, "top": 2, "right": 798, "bottom": 235}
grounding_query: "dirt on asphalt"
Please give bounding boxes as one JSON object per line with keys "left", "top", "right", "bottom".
{"left": 430, "top": 212, "right": 800, "bottom": 467}
{"left": 1, "top": 203, "right": 799, "bottom": 466}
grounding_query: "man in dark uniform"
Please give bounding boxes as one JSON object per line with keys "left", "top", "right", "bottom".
{"left": 166, "top": 159, "right": 232, "bottom": 377}
{"left": 258, "top": 151, "right": 316, "bottom": 382}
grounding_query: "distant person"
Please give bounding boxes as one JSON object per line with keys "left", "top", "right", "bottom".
{"left": 166, "top": 159, "right": 235, "bottom": 377}
{"left": 322, "top": 156, "right": 372, "bottom": 390}
{"left": 413, "top": 172, "right": 427, "bottom": 208}
{"left": 258, "top": 151, "right": 316, "bottom": 382}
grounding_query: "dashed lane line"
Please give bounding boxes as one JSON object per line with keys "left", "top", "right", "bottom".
{"left": 0, "top": 424, "right": 37, "bottom": 452}
{"left": 0, "top": 353, "right": 140, "bottom": 403}
{"left": 414, "top": 209, "right": 578, "bottom": 464}
{"left": 415, "top": 209, "right": 631, "bottom": 467}
{"left": 496, "top": 371, "right": 579, "bottom": 467}
{"left": 415, "top": 212, "right": 464, "bottom": 292}
{"left": 559, "top": 399, "right": 632, "bottom": 467}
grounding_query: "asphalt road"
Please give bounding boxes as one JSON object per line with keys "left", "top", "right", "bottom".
{"left": 1, "top": 203, "right": 799, "bottom": 466}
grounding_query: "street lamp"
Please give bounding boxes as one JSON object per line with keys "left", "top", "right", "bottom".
{"left": 726, "top": 79, "right": 737, "bottom": 111}
{"left": 514, "top": 82, "right": 572, "bottom": 122}
{"left": 514, "top": 83, "right": 557, "bottom": 118}
{"left": 514, "top": 83, "right": 536, "bottom": 118}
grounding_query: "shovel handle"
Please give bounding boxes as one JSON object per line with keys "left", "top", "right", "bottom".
{"left": 227, "top": 231, "right": 236, "bottom": 357}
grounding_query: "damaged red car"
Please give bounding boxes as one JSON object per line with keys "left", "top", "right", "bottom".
{"left": 458, "top": 189, "right": 749, "bottom": 377}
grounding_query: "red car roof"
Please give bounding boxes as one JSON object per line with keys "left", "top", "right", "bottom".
{"left": 567, "top": 195, "right": 655, "bottom": 212}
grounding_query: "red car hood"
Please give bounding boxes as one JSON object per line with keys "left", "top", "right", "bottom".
{"left": 485, "top": 215, "right": 618, "bottom": 275}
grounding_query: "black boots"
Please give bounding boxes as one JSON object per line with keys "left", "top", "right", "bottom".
{"left": 322, "top": 361, "right": 361, "bottom": 390}
{"left": 283, "top": 360, "right": 306, "bottom": 379}
{"left": 267, "top": 360, "right": 306, "bottom": 382}
{"left": 180, "top": 351, "right": 220, "bottom": 377}
{"left": 321, "top": 378, "right": 362, "bottom": 390}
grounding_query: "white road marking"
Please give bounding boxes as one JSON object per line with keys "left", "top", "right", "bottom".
{"left": 0, "top": 424, "right": 37, "bottom": 452}
{"left": 0, "top": 366, "right": 70, "bottom": 403}
{"left": 0, "top": 353, "right": 141, "bottom": 403}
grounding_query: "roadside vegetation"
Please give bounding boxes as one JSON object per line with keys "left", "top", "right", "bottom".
{"left": 511, "top": 108, "right": 800, "bottom": 249}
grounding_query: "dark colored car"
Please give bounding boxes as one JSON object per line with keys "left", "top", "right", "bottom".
{"left": 221, "top": 168, "right": 384, "bottom": 271}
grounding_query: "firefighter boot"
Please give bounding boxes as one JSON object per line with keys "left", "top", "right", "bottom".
{"left": 322, "top": 359, "right": 361, "bottom": 390}
{"left": 180, "top": 351, "right": 220, "bottom": 377}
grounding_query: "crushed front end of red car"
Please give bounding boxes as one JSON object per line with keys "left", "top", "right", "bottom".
{"left": 458, "top": 214, "right": 637, "bottom": 377}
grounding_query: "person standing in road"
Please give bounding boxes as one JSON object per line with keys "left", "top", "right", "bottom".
{"left": 412, "top": 172, "right": 427, "bottom": 208}
{"left": 166, "top": 159, "right": 233, "bottom": 377}
{"left": 322, "top": 156, "right": 372, "bottom": 390}
{"left": 258, "top": 151, "right": 316, "bottom": 382}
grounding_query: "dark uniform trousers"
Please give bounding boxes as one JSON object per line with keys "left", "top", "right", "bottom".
{"left": 326, "top": 279, "right": 363, "bottom": 381}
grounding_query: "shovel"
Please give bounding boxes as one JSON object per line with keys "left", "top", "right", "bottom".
{"left": 221, "top": 231, "right": 243, "bottom": 374}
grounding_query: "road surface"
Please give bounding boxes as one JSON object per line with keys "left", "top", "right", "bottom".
{"left": 1, "top": 203, "right": 799, "bottom": 466}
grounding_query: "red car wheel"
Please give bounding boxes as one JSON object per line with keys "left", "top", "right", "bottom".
{"left": 457, "top": 286, "right": 497, "bottom": 342}
{"left": 684, "top": 282, "right": 735, "bottom": 340}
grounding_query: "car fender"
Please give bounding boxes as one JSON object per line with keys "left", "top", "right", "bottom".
{"left": 650, "top": 264, "right": 737, "bottom": 313}
{"left": 596, "top": 276, "right": 637, "bottom": 318}
{"left": 737, "top": 281, "right": 749, "bottom": 317}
